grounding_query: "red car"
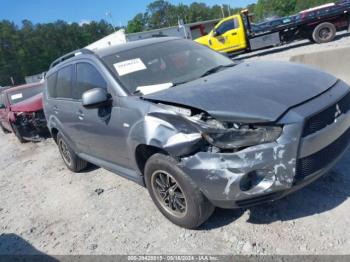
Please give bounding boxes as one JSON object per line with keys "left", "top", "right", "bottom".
{"left": 0, "top": 82, "right": 48, "bottom": 142}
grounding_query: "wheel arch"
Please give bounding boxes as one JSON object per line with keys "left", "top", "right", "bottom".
{"left": 127, "top": 114, "right": 203, "bottom": 175}
{"left": 51, "top": 127, "right": 59, "bottom": 143}
{"left": 134, "top": 144, "right": 169, "bottom": 175}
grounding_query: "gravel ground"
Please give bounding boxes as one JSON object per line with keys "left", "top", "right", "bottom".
{"left": 1, "top": 34, "right": 350, "bottom": 256}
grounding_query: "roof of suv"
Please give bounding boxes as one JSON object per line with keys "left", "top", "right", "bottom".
{"left": 94, "top": 37, "right": 181, "bottom": 58}
{"left": 49, "top": 37, "right": 182, "bottom": 71}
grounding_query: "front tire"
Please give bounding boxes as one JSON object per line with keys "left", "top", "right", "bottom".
{"left": 57, "top": 133, "right": 87, "bottom": 172}
{"left": 144, "top": 153, "right": 215, "bottom": 229}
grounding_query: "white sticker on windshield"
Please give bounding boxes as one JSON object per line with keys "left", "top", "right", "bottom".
{"left": 136, "top": 83, "right": 173, "bottom": 95}
{"left": 113, "top": 58, "right": 147, "bottom": 76}
{"left": 11, "top": 93, "right": 23, "bottom": 100}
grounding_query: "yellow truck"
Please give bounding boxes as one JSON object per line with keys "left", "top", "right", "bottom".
{"left": 195, "top": 2, "right": 350, "bottom": 54}
{"left": 195, "top": 13, "right": 249, "bottom": 53}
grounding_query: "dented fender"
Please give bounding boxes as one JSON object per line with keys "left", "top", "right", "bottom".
{"left": 126, "top": 111, "right": 205, "bottom": 169}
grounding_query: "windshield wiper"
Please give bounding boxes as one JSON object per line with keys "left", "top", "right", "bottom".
{"left": 133, "top": 90, "right": 142, "bottom": 95}
{"left": 171, "top": 81, "right": 189, "bottom": 87}
{"left": 200, "top": 63, "right": 236, "bottom": 78}
{"left": 134, "top": 82, "right": 183, "bottom": 95}
{"left": 133, "top": 63, "right": 236, "bottom": 95}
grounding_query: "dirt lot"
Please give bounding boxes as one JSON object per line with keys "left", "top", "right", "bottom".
{"left": 1, "top": 33, "right": 350, "bottom": 256}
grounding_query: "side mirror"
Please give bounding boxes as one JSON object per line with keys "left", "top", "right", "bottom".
{"left": 213, "top": 30, "right": 220, "bottom": 37}
{"left": 82, "top": 88, "right": 111, "bottom": 108}
{"left": 0, "top": 104, "right": 5, "bottom": 109}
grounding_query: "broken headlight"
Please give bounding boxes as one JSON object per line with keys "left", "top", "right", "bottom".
{"left": 189, "top": 117, "right": 282, "bottom": 149}
{"left": 202, "top": 125, "right": 282, "bottom": 149}
{"left": 158, "top": 104, "right": 282, "bottom": 149}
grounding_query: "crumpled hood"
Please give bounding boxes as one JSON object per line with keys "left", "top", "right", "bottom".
{"left": 143, "top": 61, "right": 338, "bottom": 123}
{"left": 10, "top": 93, "right": 43, "bottom": 113}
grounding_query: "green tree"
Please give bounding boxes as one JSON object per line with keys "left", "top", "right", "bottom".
{"left": 147, "top": 0, "right": 174, "bottom": 29}
{"left": 127, "top": 13, "right": 147, "bottom": 33}
{"left": 0, "top": 19, "right": 115, "bottom": 86}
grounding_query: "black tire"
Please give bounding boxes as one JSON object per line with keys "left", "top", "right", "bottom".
{"left": 10, "top": 123, "right": 26, "bottom": 143}
{"left": 144, "top": 153, "right": 215, "bottom": 229}
{"left": 312, "top": 22, "right": 336, "bottom": 44}
{"left": 57, "top": 133, "right": 87, "bottom": 172}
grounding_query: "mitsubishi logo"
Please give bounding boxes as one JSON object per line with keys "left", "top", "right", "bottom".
{"left": 335, "top": 104, "right": 342, "bottom": 121}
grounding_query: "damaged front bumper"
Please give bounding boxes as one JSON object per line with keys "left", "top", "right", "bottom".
{"left": 13, "top": 110, "right": 49, "bottom": 141}
{"left": 179, "top": 129, "right": 300, "bottom": 208}
{"left": 178, "top": 81, "right": 350, "bottom": 209}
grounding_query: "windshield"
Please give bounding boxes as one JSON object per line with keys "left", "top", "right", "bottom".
{"left": 7, "top": 84, "right": 43, "bottom": 105}
{"left": 102, "top": 39, "right": 235, "bottom": 95}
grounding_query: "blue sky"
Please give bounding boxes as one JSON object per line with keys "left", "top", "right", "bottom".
{"left": 0, "top": 0, "right": 255, "bottom": 26}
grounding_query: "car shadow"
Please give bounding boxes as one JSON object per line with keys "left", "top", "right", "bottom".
{"left": 199, "top": 208, "right": 246, "bottom": 230}
{"left": 247, "top": 168, "right": 349, "bottom": 224}
{"left": 233, "top": 31, "right": 350, "bottom": 61}
{"left": 0, "top": 233, "right": 58, "bottom": 261}
{"left": 200, "top": 151, "right": 350, "bottom": 229}
{"left": 79, "top": 163, "right": 100, "bottom": 173}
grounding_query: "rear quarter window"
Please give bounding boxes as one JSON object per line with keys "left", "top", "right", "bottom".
{"left": 0, "top": 93, "right": 5, "bottom": 107}
{"left": 46, "top": 72, "right": 58, "bottom": 98}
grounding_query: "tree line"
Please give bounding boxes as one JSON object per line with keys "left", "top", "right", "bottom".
{"left": 254, "top": 0, "right": 334, "bottom": 21}
{"left": 0, "top": 0, "right": 333, "bottom": 86}
{"left": 0, "top": 20, "right": 115, "bottom": 86}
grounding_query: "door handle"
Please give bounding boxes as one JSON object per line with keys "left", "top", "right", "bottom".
{"left": 231, "top": 32, "right": 238, "bottom": 36}
{"left": 76, "top": 110, "right": 84, "bottom": 120}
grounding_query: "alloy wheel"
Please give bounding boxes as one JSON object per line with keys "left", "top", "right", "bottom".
{"left": 319, "top": 28, "right": 331, "bottom": 40}
{"left": 59, "top": 139, "right": 72, "bottom": 166}
{"left": 151, "top": 170, "right": 187, "bottom": 218}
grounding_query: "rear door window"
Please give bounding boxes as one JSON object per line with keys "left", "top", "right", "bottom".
{"left": 56, "top": 65, "right": 73, "bottom": 99}
{"left": 74, "top": 63, "right": 107, "bottom": 100}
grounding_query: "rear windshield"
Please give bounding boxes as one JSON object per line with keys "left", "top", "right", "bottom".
{"left": 7, "top": 84, "right": 43, "bottom": 104}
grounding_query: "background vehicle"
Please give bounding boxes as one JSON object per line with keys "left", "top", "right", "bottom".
{"left": 195, "top": 1, "right": 350, "bottom": 53}
{"left": 0, "top": 82, "right": 48, "bottom": 142}
{"left": 252, "top": 15, "right": 300, "bottom": 34}
{"left": 44, "top": 38, "right": 350, "bottom": 229}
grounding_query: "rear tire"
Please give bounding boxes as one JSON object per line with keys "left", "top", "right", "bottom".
{"left": 144, "top": 153, "right": 215, "bottom": 229}
{"left": 312, "top": 22, "right": 336, "bottom": 44}
{"left": 57, "top": 133, "right": 87, "bottom": 172}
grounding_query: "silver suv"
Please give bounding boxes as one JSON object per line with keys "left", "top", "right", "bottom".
{"left": 44, "top": 37, "right": 350, "bottom": 228}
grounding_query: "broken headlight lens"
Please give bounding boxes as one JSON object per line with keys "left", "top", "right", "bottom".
{"left": 202, "top": 125, "right": 282, "bottom": 149}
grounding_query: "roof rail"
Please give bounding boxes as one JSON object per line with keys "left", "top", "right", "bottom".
{"left": 49, "top": 49, "right": 94, "bottom": 69}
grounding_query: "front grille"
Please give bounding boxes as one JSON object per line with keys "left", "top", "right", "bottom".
{"left": 302, "top": 91, "right": 350, "bottom": 137}
{"left": 295, "top": 127, "right": 350, "bottom": 182}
